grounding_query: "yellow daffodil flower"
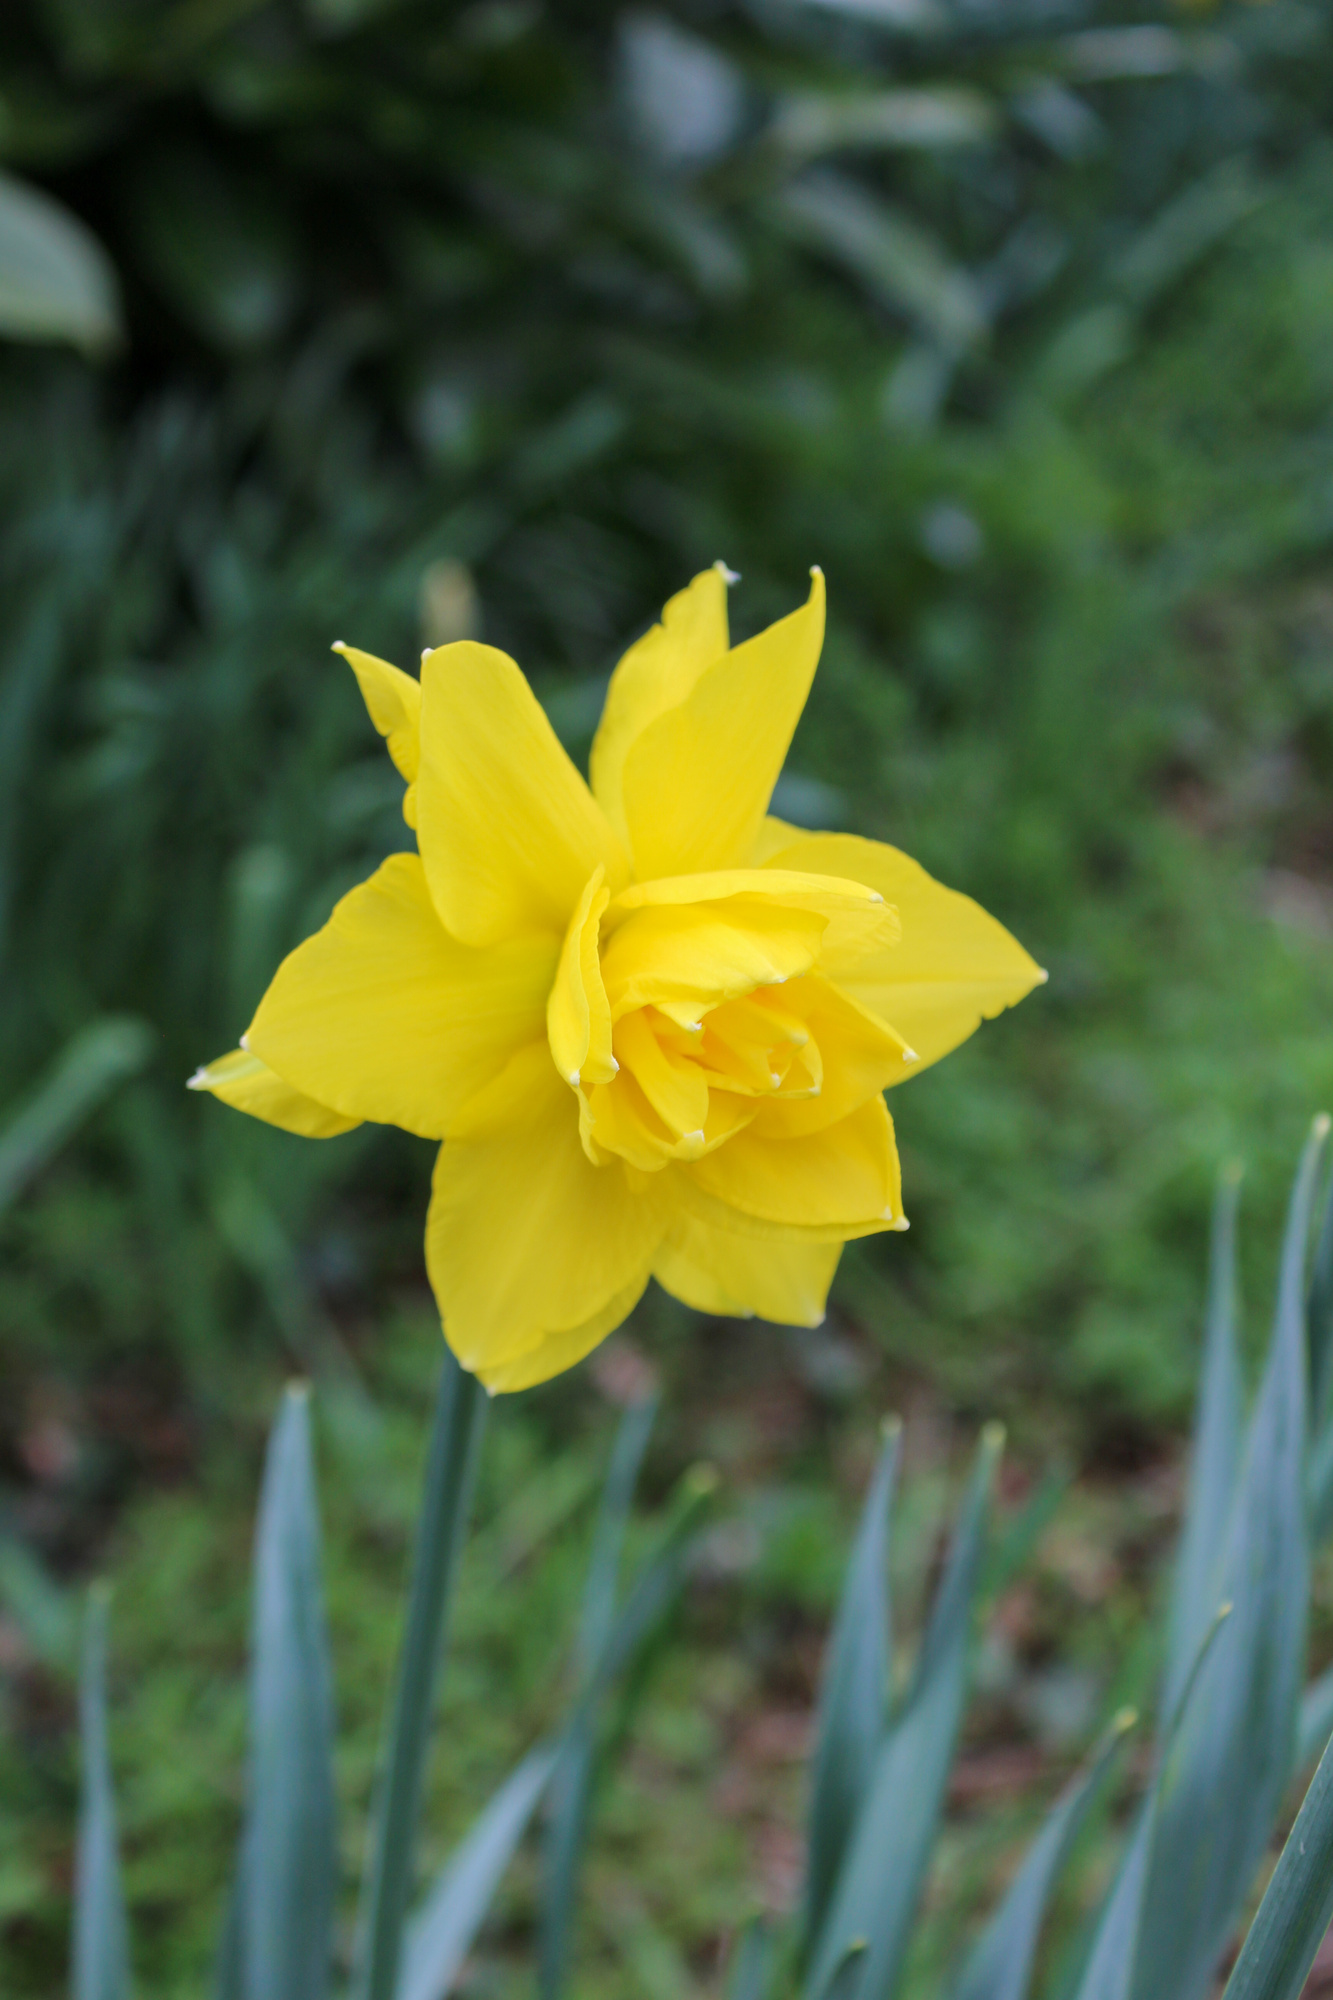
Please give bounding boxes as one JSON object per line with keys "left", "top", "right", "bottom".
{"left": 190, "top": 566, "right": 1043, "bottom": 1392}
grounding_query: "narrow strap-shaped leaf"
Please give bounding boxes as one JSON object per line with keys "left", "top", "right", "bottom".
{"left": 1069, "top": 1605, "right": 1233, "bottom": 2000}
{"left": 1163, "top": 1164, "right": 1242, "bottom": 1719}
{"left": 397, "top": 1746, "right": 557, "bottom": 2000}
{"left": 72, "top": 1585, "right": 131, "bottom": 2000}
{"left": 953, "top": 1708, "right": 1136, "bottom": 2000}
{"left": 354, "top": 1348, "right": 487, "bottom": 2000}
{"left": 211, "top": 1872, "right": 242, "bottom": 2000}
{"left": 1221, "top": 1719, "right": 1333, "bottom": 2000}
{"left": 1308, "top": 1151, "right": 1333, "bottom": 1435}
{"left": 243, "top": 1384, "right": 338, "bottom": 2000}
{"left": 728, "top": 1920, "right": 775, "bottom": 2000}
{"left": 1299, "top": 1663, "right": 1333, "bottom": 1772}
{"left": 804, "top": 1423, "right": 1004, "bottom": 2000}
{"left": 397, "top": 1454, "right": 714, "bottom": 2000}
{"left": 1128, "top": 1121, "right": 1325, "bottom": 2000}
{"left": 539, "top": 1397, "right": 658, "bottom": 2000}
{"left": 805, "top": 1420, "right": 900, "bottom": 1944}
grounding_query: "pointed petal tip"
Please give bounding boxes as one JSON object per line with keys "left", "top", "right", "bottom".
{"left": 238, "top": 1032, "right": 250, "bottom": 1051}
{"left": 568, "top": 1069, "right": 581, "bottom": 1088}
{"left": 887, "top": 1212, "right": 909, "bottom": 1229}
{"left": 714, "top": 559, "right": 741, "bottom": 584}
{"left": 186, "top": 1067, "right": 208, "bottom": 1090}
{"left": 809, "top": 564, "right": 824, "bottom": 578}
{"left": 331, "top": 639, "right": 348, "bottom": 653}
{"left": 902, "top": 1046, "right": 918, "bottom": 1063}
{"left": 1036, "top": 966, "right": 1050, "bottom": 983}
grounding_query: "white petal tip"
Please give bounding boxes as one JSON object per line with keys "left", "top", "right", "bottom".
{"left": 714, "top": 559, "right": 741, "bottom": 584}
{"left": 869, "top": 891, "right": 883, "bottom": 902}
{"left": 890, "top": 1215, "right": 910, "bottom": 1231}
{"left": 1037, "top": 967, "right": 1050, "bottom": 983}
{"left": 238, "top": 1032, "right": 250, "bottom": 1051}
{"left": 609, "top": 1057, "right": 620, "bottom": 1074}
{"left": 769, "top": 1072, "right": 783, "bottom": 1086}
{"left": 186, "top": 1068, "right": 208, "bottom": 1090}
{"left": 810, "top": 564, "right": 824, "bottom": 578}
{"left": 902, "top": 1047, "right": 918, "bottom": 1064}
{"left": 421, "top": 648, "right": 432, "bottom": 662}
{"left": 568, "top": 1070, "right": 581, "bottom": 1088}
{"left": 331, "top": 639, "right": 348, "bottom": 653}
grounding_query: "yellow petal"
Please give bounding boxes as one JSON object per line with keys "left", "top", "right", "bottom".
{"left": 600, "top": 897, "right": 828, "bottom": 1023}
{"left": 590, "top": 565, "right": 731, "bottom": 849}
{"left": 187, "top": 1048, "right": 360, "bottom": 1138}
{"left": 748, "top": 975, "right": 913, "bottom": 1138}
{"left": 620, "top": 570, "right": 826, "bottom": 879}
{"left": 687, "top": 1093, "right": 902, "bottom": 1233}
{"left": 426, "top": 1042, "right": 670, "bottom": 1374}
{"left": 654, "top": 1214, "right": 840, "bottom": 1326}
{"left": 758, "top": 832, "right": 1044, "bottom": 1077}
{"left": 246, "top": 853, "right": 557, "bottom": 1139}
{"left": 547, "top": 867, "right": 615, "bottom": 1089}
{"left": 416, "top": 640, "right": 629, "bottom": 947}
{"left": 335, "top": 642, "right": 422, "bottom": 827}
{"left": 476, "top": 1275, "right": 651, "bottom": 1394}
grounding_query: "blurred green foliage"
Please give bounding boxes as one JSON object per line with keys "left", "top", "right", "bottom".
{"left": 4, "top": 0, "right": 1333, "bottom": 1439}
{"left": 7, "top": 0, "right": 1333, "bottom": 1987}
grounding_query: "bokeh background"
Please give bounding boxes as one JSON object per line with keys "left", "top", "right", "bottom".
{"left": 4, "top": 1, "right": 1333, "bottom": 1992}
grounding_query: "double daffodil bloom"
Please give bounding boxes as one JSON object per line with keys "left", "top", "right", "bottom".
{"left": 191, "top": 567, "right": 1043, "bottom": 1391}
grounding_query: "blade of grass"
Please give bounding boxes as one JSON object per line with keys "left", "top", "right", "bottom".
{"left": 242, "top": 1383, "right": 338, "bottom": 2000}
{"left": 353, "top": 1348, "right": 487, "bottom": 2000}
{"left": 953, "top": 1708, "right": 1137, "bottom": 2000}
{"left": 397, "top": 1746, "right": 558, "bottom": 2000}
{"left": 539, "top": 1396, "right": 658, "bottom": 2000}
{"left": 1163, "top": 1163, "right": 1243, "bottom": 1719}
{"left": 1307, "top": 1156, "right": 1333, "bottom": 1433}
{"left": 72, "top": 1585, "right": 131, "bottom": 2000}
{"left": 1128, "top": 1120, "right": 1326, "bottom": 2000}
{"left": 1221, "top": 1721, "right": 1333, "bottom": 2000}
{"left": 805, "top": 1419, "right": 901, "bottom": 1945}
{"left": 805, "top": 1424, "right": 1004, "bottom": 2000}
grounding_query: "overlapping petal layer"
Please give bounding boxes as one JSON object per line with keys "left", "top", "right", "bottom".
{"left": 753, "top": 828, "right": 1046, "bottom": 1073}
{"left": 417, "top": 639, "right": 628, "bottom": 947}
{"left": 426, "top": 1042, "right": 669, "bottom": 1379}
{"left": 195, "top": 566, "right": 1042, "bottom": 1392}
{"left": 188, "top": 1048, "right": 360, "bottom": 1137}
{"left": 653, "top": 1213, "right": 840, "bottom": 1326}
{"left": 246, "top": 854, "right": 558, "bottom": 1138}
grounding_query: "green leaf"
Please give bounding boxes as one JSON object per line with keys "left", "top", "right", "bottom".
{"left": 397, "top": 1746, "right": 557, "bottom": 2000}
{"left": 1307, "top": 1156, "right": 1333, "bottom": 1430}
{"left": 353, "top": 1350, "right": 487, "bottom": 2000}
{"left": 805, "top": 1418, "right": 901, "bottom": 1944}
{"left": 1070, "top": 1606, "right": 1234, "bottom": 2000}
{"left": 0, "top": 1018, "right": 153, "bottom": 1218}
{"left": 1220, "top": 1723, "right": 1333, "bottom": 2000}
{"left": 539, "top": 1397, "right": 658, "bottom": 2000}
{"left": 1299, "top": 1664, "right": 1333, "bottom": 1772}
{"left": 1163, "top": 1163, "right": 1243, "bottom": 1719}
{"left": 0, "top": 170, "right": 121, "bottom": 353}
{"left": 805, "top": 1424, "right": 1004, "bottom": 2000}
{"left": 953, "top": 1708, "right": 1136, "bottom": 2000}
{"left": 1128, "top": 1121, "right": 1327, "bottom": 2000}
{"left": 241, "top": 1385, "right": 338, "bottom": 2000}
{"left": 72, "top": 1586, "right": 131, "bottom": 2000}
{"left": 727, "top": 1921, "right": 775, "bottom": 2000}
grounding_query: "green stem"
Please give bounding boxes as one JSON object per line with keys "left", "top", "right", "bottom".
{"left": 353, "top": 1348, "right": 487, "bottom": 2000}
